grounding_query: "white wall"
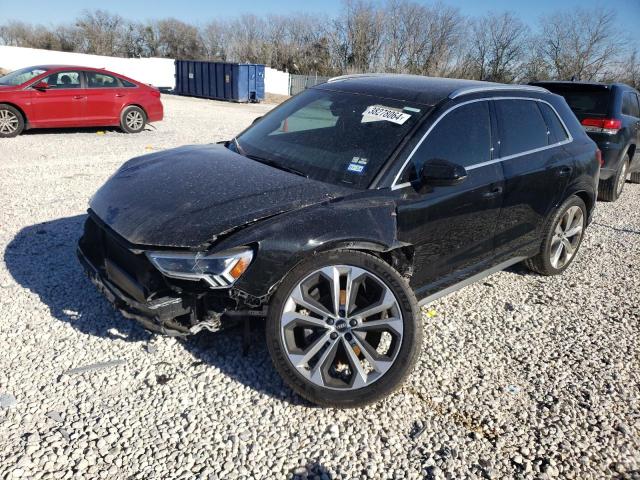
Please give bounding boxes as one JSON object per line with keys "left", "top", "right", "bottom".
{"left": 0, "top": 46, "right": 292, "bottom": 96}
{"left": 265, "top": 67, "right": 290, "bottom": 96}
{"left": 0, "top": 46, "right": 175, "bottom": 88}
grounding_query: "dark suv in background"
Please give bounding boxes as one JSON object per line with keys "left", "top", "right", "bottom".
{"left": 79, "top": 75, "right": 600, "bottom": 407}
{"left": 531, "top": 81, "right": 640, "bottom": 201}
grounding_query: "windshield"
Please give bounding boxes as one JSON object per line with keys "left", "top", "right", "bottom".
{"left": 0, "top": 67, "right": 49, "bottom": 86}
{"left": 234, "top": 88, "right": 427, "bottom": 188}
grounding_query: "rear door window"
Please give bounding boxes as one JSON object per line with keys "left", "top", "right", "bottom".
{"left": 494, "top": 100, "right": 549, "bottom": 157}
{"left": 86, "top": 72, "right": 119, "bottom": 88}
{"left": 400, "top": 101, "right": 491, "bottom": 182}
{"left": 622, "top": 92, "right": 640, "bottom": 117}
{"left": 538, "top": 103, "right": 569, "bottom": 144}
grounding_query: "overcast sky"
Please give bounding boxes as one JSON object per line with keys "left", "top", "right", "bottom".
{"left": 2, "top": 0, "right": 639, "bottom": 47}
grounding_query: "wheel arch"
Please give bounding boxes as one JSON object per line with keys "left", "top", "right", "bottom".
{"left": 315, "top": 242, "right": 416, "bottom": 280}
{"left": 626, "top": 143, "right": 636, "bottom": 163}
{"left": 121, "top": 103, "right": 148, "bottom": 119}
{"left": 572, "top": 190, "right": 595, "bottom": 216}
{"left": 0, "top": 102, "right": 28, "bottom": 128}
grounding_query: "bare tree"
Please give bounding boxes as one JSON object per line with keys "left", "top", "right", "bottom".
{"left": 536, "top": 8, "right": 622, "bottom": 81}
{"left": 1, "top": 3, "right": 638, "bottom": 82}
{"left": 466, "top": 12, "right": 530, "bottom": 82}
{"left": 614, "top": 49, "right": 640, "bottom": 89}
{"left": 201, "top": 20, "right": 227, "bottom": 61}
{"left": 75, "top": 10, "right": 125, "bottom": 56}
{"left": 332, "top": 0, "right": 385, "bottom": 73}
{"left": 0, "top": 21, "right": 38, "bottom": 46}
{"left": 154, "top": 18, "right": 204, "bottom": 59}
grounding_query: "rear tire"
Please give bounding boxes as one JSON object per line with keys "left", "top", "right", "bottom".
{"left": 629, "top": 171, "right": 640, "bottom": 184}
{"left": 525, "top": 196, "right": 587, "bottom": 276}
{"left": 0, "top": 104, "right": 25, "bottom": 138}
{"left": 120, "top": 106, "right": 146, "bottom": 134}
{"left": 598, "top": 156, "right": 629, "bottom": 202}
{"left": 266, "top": 250, "right": 422, "bottom": 408}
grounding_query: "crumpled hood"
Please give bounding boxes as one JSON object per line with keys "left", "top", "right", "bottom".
{"left": 90, "top": 144, "right": 355, "bottom": 248}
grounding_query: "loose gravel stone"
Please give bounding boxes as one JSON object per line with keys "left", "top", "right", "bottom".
{"left": 0, "top": 94, "right": 639, "bottom": 478}
{"left": 0, "top": 393, "right": 17, "bottom": 408}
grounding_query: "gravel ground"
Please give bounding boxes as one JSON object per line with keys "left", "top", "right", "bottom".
{"left": 1, "top": 94, "right": 639, "bottom": 479}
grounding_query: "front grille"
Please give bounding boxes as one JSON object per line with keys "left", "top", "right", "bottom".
{"left": 80, "top": 214, "right": 167, "bottom": 301}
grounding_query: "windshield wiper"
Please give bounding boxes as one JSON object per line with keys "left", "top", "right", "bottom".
{"left": 246, "top": 154, "right": 308, "bottom": 178}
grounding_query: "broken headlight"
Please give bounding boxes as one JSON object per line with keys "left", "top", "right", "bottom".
{"left": 146, "top": 247, "right": 254, "bottom": 289}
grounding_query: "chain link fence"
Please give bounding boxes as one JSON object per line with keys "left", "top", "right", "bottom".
{"left": 289, "top": 74, "right": 332, "bottom": 96}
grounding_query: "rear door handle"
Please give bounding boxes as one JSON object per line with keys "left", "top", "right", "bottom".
{"left": 557, "top": 166, "right": 572, "bottom": 177}
{"left": 115, "top": 93, "right": 126, "bottom": 98}
{"left": 73, "top": 95, "right": 85, "bottom": 100}
{"left": 482, "top": 186, "right": 503, "bottom": 199}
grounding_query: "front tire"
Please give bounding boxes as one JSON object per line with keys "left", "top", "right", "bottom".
{"left": 120, "top": 106, "right": 146, "bottom": 134}
{"left": 525, "top": 196, "right": 587, "bottom": 276}
{"left": 598, "top": 156, "right": 629, "bottom": 202}
{"left": 266, "top": 250, "right": 422, "bottom": 408}
{"left": 629, "top": 170, "right": 640, "bottom": 184}
{"left": 0, "top": 104, "right": 25, "bottom": 138}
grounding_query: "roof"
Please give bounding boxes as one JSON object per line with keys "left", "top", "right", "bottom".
{"left": 531, "top": 80, "right": 635, "bottom": 91}
{"left": 316, "top": 74, "right": 547, "bottom": 106}
{"left": 33, "top": 65, "right": 110, "bottom": 71}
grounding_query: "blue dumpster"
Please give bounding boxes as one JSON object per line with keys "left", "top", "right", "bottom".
{"left": 175, "top": 61, "right": 265, "bottom": 103}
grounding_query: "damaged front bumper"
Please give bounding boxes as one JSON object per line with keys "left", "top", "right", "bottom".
{"left": 78, "top": 246, "right": 201, "bottom": 335}
{"left": 77, "top": 214, "right": 258, "bottom": 336}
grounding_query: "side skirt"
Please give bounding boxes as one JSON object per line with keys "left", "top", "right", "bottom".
{"left": 417, "top": 256, "right": 528, "bottom": 306}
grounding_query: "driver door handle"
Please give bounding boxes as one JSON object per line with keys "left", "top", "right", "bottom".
{"left": 73, "top": 95, "right": 86, "bottom": 100}
{"left": 482, "top": 186, "right": 502, "bottom": 199}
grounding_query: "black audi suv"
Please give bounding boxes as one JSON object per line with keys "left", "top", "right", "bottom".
{"left": 531, "top": 81, "right": 640, "bottom": 202}
{"left": 78, "top": 75, "right": 600, "bottom": 407}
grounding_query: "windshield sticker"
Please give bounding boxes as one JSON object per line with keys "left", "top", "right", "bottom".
{"left": 403, "top": 106, "right": 421, "bottom": 113}
{"left": 347, "top": 157, "right": 368, "bottom": 174}
{"left": 362, "top": 105, "right": 411, "bottom": 125}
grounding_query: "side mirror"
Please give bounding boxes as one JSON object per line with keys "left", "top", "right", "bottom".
{"left": 420, "top": 158, "right": 467, "bottom": 186}
{"left": 32, "top": 81, "right": 49, "bottom": 91}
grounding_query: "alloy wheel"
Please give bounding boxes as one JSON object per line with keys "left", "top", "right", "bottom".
{"left": 125, "top": 110, "right": 144, "bottom": 130}
{"left": 280, "top": 265, "right": 403, "bottom": 390}
{"left": 0, "top": 109, "right": 19, "bottom": 135}
{"left": 549, "top": 205, "right": 584, "bottom": 269}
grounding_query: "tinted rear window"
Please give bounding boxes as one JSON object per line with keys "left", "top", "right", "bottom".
{"left": 538, "top": 103, "right": 569, "bottom": 143}
{"left": 541, "top": 86, "right": 611, "bottom": 116}
{"left": 495, "top": 100, "right": 549, "bottom": 157}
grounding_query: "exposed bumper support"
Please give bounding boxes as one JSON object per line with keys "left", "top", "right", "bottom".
{"left": 77, "top": 246, "right": 194, "bottom": 336}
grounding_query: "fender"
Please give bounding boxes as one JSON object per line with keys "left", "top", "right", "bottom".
{"left": 212, "top": 191, "right": 406, "bottom": 298}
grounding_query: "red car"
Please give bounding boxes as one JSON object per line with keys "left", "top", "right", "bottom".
{"left": 0, "top": 65, "right": 163, "bottom": 137}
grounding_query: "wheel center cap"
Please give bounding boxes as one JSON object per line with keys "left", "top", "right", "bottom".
{"left": 335, "top": 319, "right": 348, "bottom": 333}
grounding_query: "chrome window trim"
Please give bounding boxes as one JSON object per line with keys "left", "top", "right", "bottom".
{"left": 448, "top": 84, "right": 548, "bottom": 99}
{"left": 390, "top": 96, "right": 573, "bottom": 191}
